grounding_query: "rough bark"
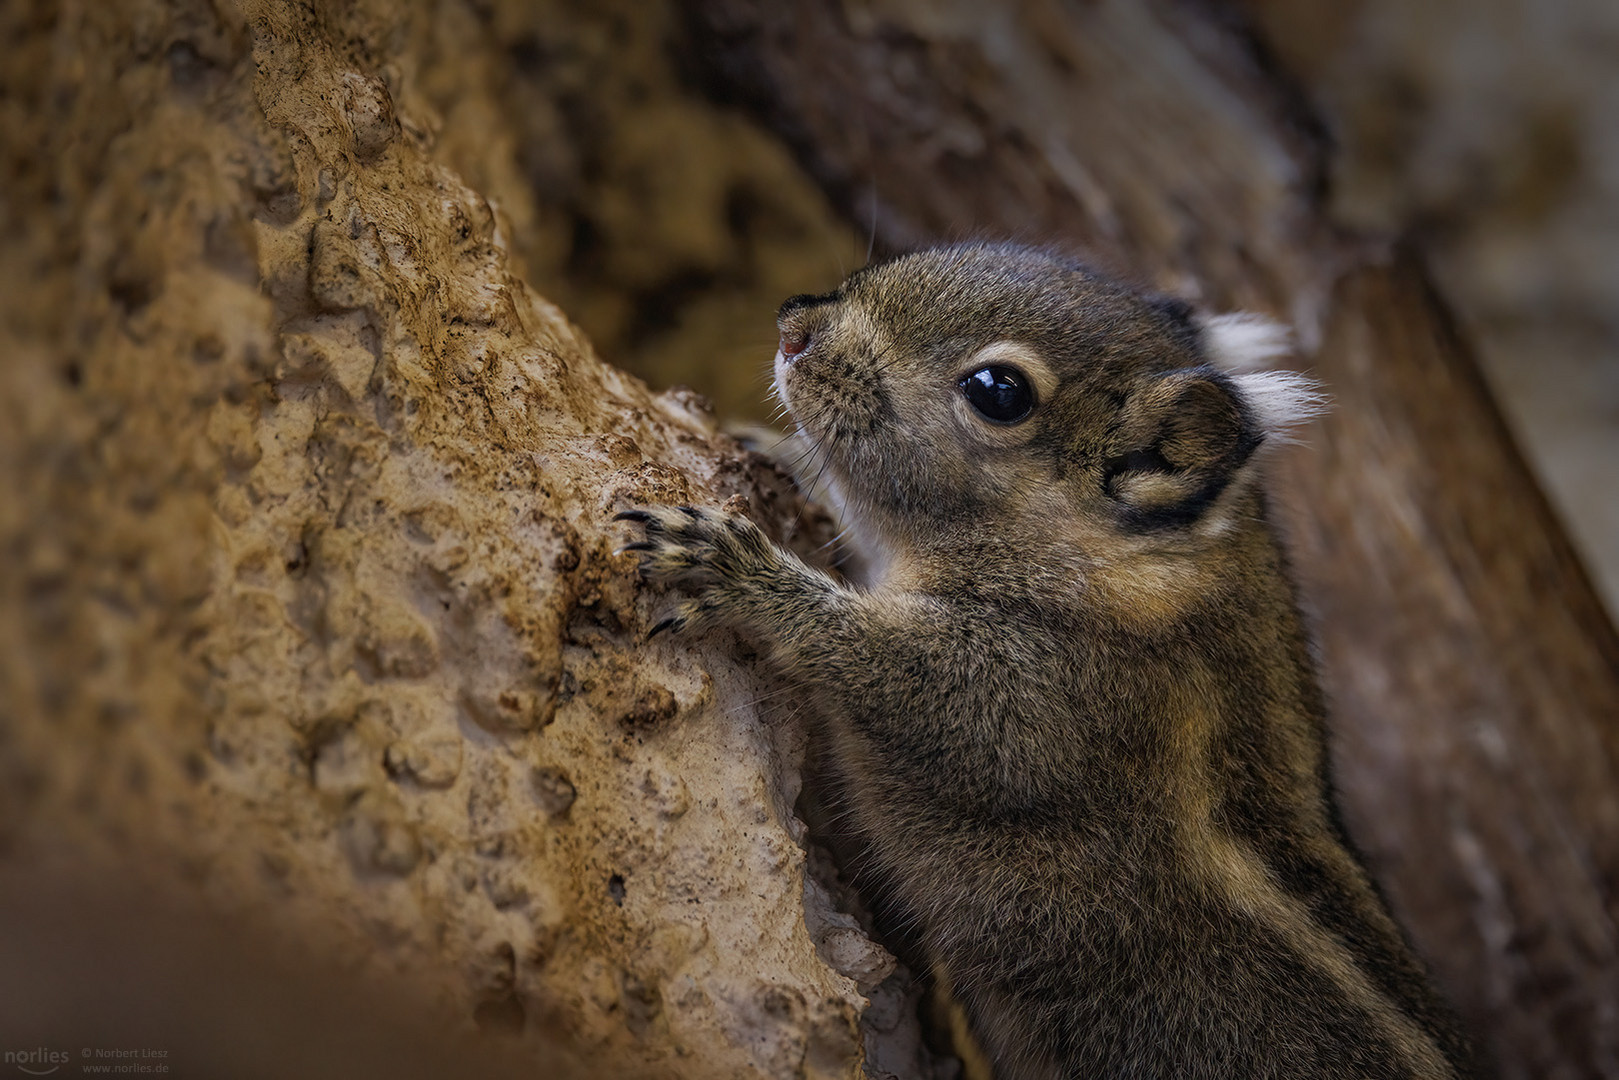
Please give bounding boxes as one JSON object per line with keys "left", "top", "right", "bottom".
{"left": 682, "top": 4, "right": 1619, "bottom": 1078}
{"left": 0, "top": 3, "right": 907, "bottom": 1077}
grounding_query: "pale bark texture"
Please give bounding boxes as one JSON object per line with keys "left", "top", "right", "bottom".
{"left": 0, "top": 3, "right": 905, "bottom": 1078}
{"left": 3, "top": 2, "right": 1616, "bottom": 1080}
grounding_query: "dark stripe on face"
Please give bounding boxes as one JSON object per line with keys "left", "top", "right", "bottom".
{"left": 777, "top": 291, "right": 841, "bottom": 319}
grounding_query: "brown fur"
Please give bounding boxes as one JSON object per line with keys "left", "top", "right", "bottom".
{"left": 619, "top": 243, "right": 1475, "bottom": 1078}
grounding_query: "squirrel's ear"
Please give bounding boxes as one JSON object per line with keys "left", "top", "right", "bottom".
{"left": 1104, "top": 352, "right": 1324, "bottom": 529}
{"left": 1104, "top": 369, "right": 1255, "bottom": 528}
{"left": 1104, "top": 310, "right": 1327, "bottom": 529}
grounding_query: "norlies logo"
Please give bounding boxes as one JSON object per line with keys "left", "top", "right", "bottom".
{"left": 4, "top": 1048, "right": 68, "bottom": 1076}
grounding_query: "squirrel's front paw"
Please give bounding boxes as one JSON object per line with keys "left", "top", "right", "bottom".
{"left": 614, "top": 504, "right": 782, "bottom": 637}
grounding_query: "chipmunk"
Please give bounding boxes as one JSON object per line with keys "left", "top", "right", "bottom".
{"left": 617, "top": 243, "right": 1475, "bottom": 1079}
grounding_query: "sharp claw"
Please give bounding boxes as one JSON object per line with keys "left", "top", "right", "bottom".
{"left": 647, "top": 616, "right": 680, "bottom": 640}
{"left": 614, "top": 509, "right": 651, "bottom": 523}
{"left": 614, "top": 542, "right": 655, "bottom": 555}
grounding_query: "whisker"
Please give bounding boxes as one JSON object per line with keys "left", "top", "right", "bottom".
{"left": 815, "top": 521, "right": 854, "bottom": 556}
{"left": 792, "top": 443, "right": 837, "bottom": 533}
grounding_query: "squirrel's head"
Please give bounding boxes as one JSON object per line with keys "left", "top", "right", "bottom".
{"left": 772, "top": 243, "right": 1323, "bottom": 592}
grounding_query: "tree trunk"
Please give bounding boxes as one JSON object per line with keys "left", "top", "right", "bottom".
{"left": 3, "top": 2, "right": 1615, "bottom": 1079}
{"left": 0, "top": 3, "right": 906, "bottom": 1077}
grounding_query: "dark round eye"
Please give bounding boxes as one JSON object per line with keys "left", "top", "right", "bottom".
{"left": 959, "top": 365, "right": 1035, "bottom": 424}
{"left": 780, "top": 329, "right": 810, "bottom": 357}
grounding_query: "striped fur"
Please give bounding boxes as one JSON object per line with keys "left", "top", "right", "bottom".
{"left": 621, "top": 243, "right": 1475, "bottom": 1078}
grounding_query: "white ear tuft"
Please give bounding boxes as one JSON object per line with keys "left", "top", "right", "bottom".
{"left": 1197, "top": 312, "right": 1292, "bottom": 372}
{"left": 1197, "top": 312, "right": 1325, "bottom": 439}
{"left": 1228, "top": 370, "right": 1329, "bottom": 441}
